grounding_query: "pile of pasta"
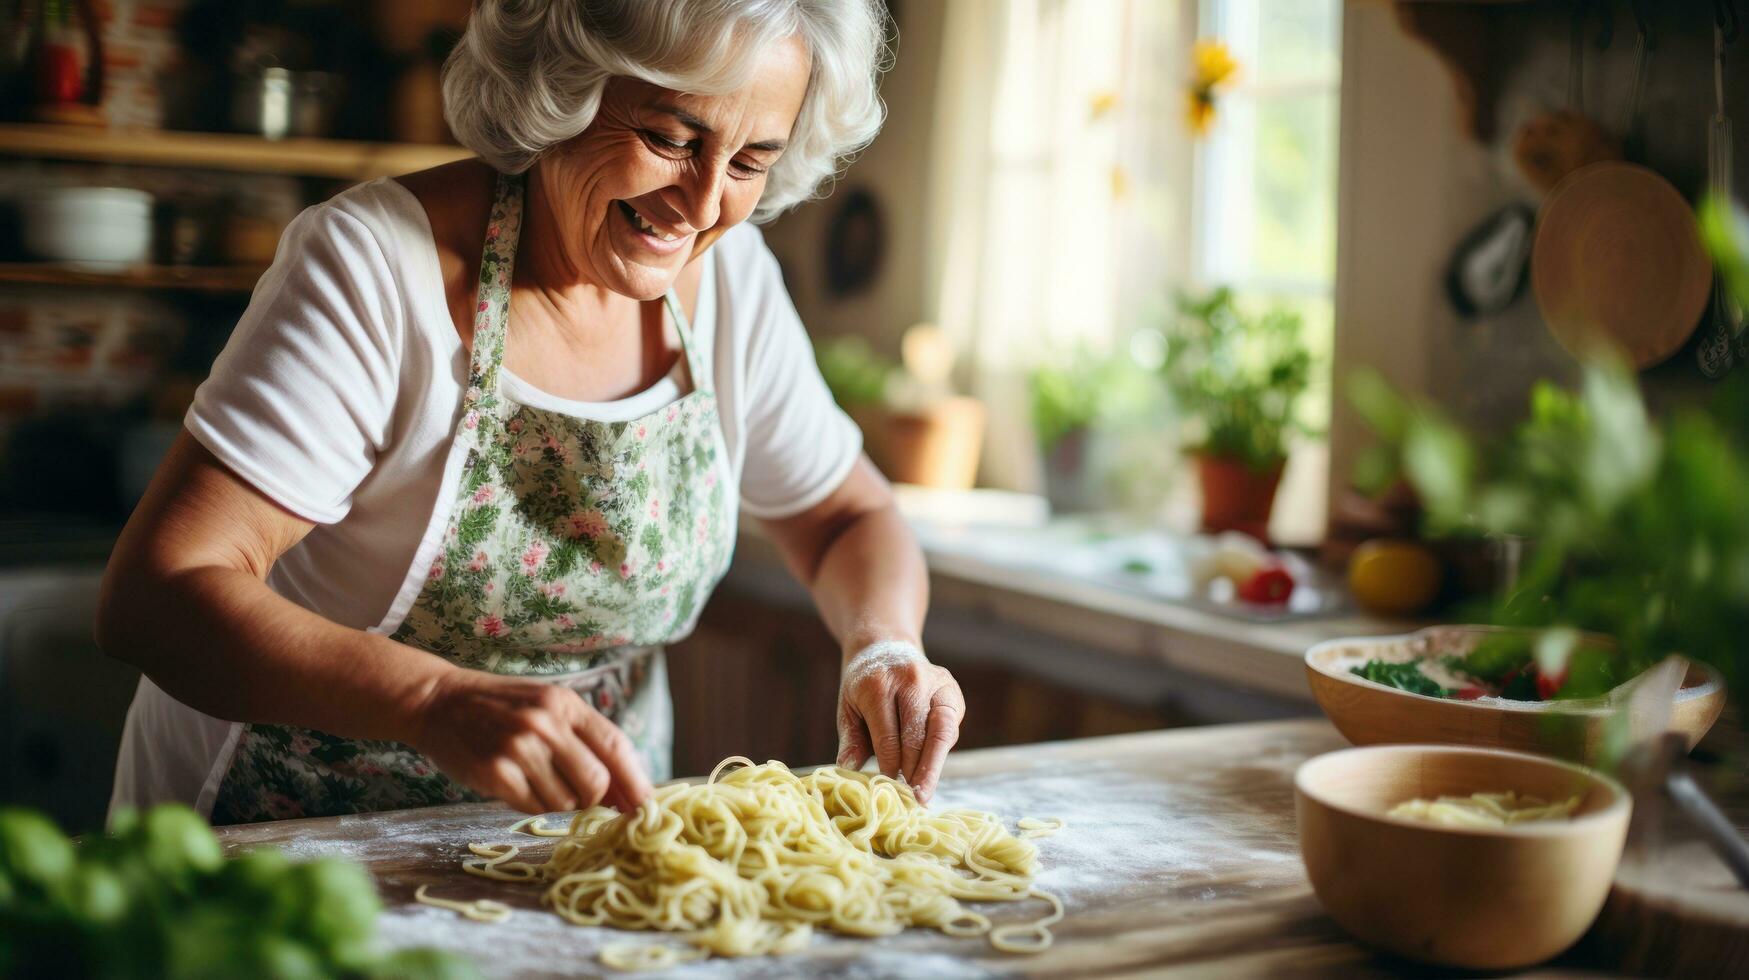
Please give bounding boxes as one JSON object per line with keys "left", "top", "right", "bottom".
{"left": 1386, "top": 790, "right": 1581, "bottom": 828}
{"left": 425, "top": 757, "right": 1063, "bottom": 969}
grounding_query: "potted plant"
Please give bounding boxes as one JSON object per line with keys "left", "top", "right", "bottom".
{"left": 1162, "top": 288, "right": 1313, "bottom": 539}
{"left": 1027, "top": 344, "right": 1168, "bottom": 514}
{"left": 815, "top": 329, "right": 986, "bottom": 490}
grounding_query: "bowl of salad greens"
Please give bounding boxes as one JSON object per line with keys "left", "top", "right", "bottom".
{"left": 1304, "top": 625, "right": 1724, "bottom": 765}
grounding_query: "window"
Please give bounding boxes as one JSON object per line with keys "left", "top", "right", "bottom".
{"left": 1192, "top": 0, "right": 1343, "bottom": 541}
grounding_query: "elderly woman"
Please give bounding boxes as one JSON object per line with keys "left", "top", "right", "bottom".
{"left": 98, "top": 0, "right": 962, "bottom": 825}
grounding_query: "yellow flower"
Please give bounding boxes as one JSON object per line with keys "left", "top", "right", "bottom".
{"left": 1186, "top": 39, "right": 1240, "bottom": 137}
{"left": 1089, "top": 89, "right": 1121, "bottom": 122}
{"left": 1192, "top": 39, "right": 1239, "bottom": 89}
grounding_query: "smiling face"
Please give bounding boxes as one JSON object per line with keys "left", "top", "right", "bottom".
{"left": 528, "top": 35, "right": 811, "bottom": 300}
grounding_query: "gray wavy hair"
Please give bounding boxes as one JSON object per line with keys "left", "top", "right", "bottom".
{"left": 442, "top": 0, "right": 891, "bottom": 224}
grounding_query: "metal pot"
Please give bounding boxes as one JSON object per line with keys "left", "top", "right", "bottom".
{"left": 231, "top": 68, "right": 342, "bottom": 140}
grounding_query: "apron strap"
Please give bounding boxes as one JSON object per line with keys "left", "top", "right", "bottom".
{"left": 462, "top": 171, "right": 526, "bottom": 412}
{"left": 663, "top": 289, "right": 710, "bottom": 395}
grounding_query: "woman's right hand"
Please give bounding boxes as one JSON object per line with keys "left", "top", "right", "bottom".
{"left": 405, "top": 669, "right": 654, "bottom": 815}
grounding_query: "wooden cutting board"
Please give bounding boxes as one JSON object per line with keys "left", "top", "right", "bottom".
{"left": 212, "top": 720, "right": 1638, "bottom": 978}
{"left": 1532, "top": 162, "right": 1713, "bottom": 369}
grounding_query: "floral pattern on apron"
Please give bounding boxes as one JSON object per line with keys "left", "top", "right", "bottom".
{"left": 210, "top": 172, "right": 735, "bottom": 824}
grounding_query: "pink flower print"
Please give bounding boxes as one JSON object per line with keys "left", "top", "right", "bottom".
{"left": 446, "top": 525, "right": 459, "bottom": 540}
{"left": 474, "top": 614, "right": 506, "bottom": 638}
{"left": 484, "top": 581, "right": 495, "bottom": 593}
{"left": 466, "top": 385, "right": 483, "bottom": 403}
{"left": 464, "top": 411, "right": 479, "bottom": 430}
{"left": 666, "top": 405, "right": 678, "bottom": 423}
{"left": 508, "top": 417, "right": 524, "bottom": 434}
{"left": 520, "top": 541, "right": 549, "bottom": 575}
{"left": 657, "top": 560, "right": 667, "bottom": 572}
{"left": 556, "top": 614, "right": 574, "bottom": 629}
{"left": 637, "top": 425, "right": 647, "bottom": 439}
{"left": 660, "top": 585, "right": 670, "bottom": 596}
{"left": 649, "top": 499, "right": 661, "bottom": 519}
{"left": 542, "top": 581, "right": 567, "bottom": 598}
{"left": 476, "top": 300, "right": 488, "bottom": 313}
{"left": 473, "top": 484, "right": 496, "bottom": 505}
{"left": 468, "top": 550, "right": 489, "bottom": 572}
{"left": 486, "top": 223, "right": 500, "bottom": 240}
{"left": 427, "top": 561, "right": 445, "bottom": 581}
{"left": 619, "top": 561, "right": 634, "bottom": 579}
{"left": 561, "top": 509, "right": 608, "bottom": 539}
{"left": 589, "top": 561, "right": 602, "bottom": 575}
{"left": 704, "top": 471, "right": 718, "bottom": 488}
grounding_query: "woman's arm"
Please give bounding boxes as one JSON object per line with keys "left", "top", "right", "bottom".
{"left": 97, "top": 431, "right": 652, "bottom": 814}
{"left": 760, "top": 457, "right": 964, "bottom": 802}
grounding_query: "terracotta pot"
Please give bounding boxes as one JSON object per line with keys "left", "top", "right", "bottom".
{"left": 876, "top": 397, "right": 985, "bottom": 489}
{"left": 1196, "top": 453, "right": 1283, "bottom": 539}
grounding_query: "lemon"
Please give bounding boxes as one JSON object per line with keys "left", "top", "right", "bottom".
{"left": 1347, "top": 539, "right": 1442, "bottom": 617}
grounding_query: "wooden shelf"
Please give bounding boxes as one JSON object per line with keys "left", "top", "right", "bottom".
{"left": 0, "top": 123, "right": 471, "bottom": 180}
{"left": 0, "top": 262, "right": 268, "bottom": 293}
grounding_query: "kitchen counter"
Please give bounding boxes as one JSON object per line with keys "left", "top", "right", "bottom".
{"left": 213, "top": 719, "right": 1597, "bottom": 978}
{"left": 725, "top": 500, "right": 1405, "bottom": 707}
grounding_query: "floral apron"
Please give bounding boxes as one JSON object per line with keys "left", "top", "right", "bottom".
{"left": 210, "top": 172, "right": 736, "bottom": 823}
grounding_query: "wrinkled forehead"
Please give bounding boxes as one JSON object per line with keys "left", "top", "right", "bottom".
{"left": 608, "top": 36, "right": 811, "bottom": 137}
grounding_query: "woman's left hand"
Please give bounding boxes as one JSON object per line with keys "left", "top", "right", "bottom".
{"left": 835, "top": 642, "right": 965, "bottom": 804}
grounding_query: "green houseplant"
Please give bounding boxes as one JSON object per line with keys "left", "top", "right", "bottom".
{"left": 1028, "top": 346, "right": 1160, "bottom": 513}
{"left": 1163, "top": 288, "right": 1313, "bottom": 538}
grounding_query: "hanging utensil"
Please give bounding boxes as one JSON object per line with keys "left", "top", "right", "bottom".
{"left": 1699, "top": 24, "right": 1743, "bottom": 378}
{"left": 1512, "top": 0, "right": 1620, "bottom": 194}
{"left": 1532, "top": 10, "right": 1712, "bottom": 370}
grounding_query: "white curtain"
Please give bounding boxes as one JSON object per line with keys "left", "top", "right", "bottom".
{"left": 921, "top": 0, "right": 1191, "bottom": 492}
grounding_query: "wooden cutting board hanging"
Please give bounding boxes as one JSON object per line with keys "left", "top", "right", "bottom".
{"left": 1532, "top": 162, "right": 1713, "bottom": 367}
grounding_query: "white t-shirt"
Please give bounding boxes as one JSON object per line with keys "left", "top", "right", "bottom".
{"left": 111, "top": 177, "right": 860, "bottom": 818}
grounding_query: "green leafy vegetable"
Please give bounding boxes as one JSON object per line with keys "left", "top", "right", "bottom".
{"left": 0, "top": 804, "right": 477, "bottom": 980}
{"left": 1350, "top": 659, "right": 1450, "bottom": 698}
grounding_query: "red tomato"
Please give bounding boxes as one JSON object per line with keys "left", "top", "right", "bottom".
{"left": 1536, "top": 667, "right": 1567, "bottom": 701}
{"left": 1237, "top": 565, "right": 1295, "bottom": 605}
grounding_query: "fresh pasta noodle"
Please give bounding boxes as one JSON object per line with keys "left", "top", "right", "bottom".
{"left": 508, "top": 815, "right": 571, "bottom": 838}
{"left": 442, "top": 757, "right": 1063, "bottom": 965}
{"left": 1016, "top": 816, "right": 1065, "bottom": 839}
{"left": 990, "top": 888, "right": 1064, "bottom": 953}
{"left": 1386, "top": 790, "right": 1582, "bottom": 828}
{"left": 598, "top": 942, "right": 708, "bottom": 971}
{"left": 413, "top": 884, "right": 513, "bottom": 923}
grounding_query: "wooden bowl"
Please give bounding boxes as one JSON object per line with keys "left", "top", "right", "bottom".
{"left": 1296, "top": 744, "right": 1631, "bottom": 969}
{"left": 1305, "top": 626, "right": 1725, "bottom": 764}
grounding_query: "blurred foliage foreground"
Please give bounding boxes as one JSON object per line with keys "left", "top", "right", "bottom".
{"left": 0, "top": 803, "right": 476, "bottom": 980}
{"left": 1350, "top": 197, "right": 1749, "bottom": 718}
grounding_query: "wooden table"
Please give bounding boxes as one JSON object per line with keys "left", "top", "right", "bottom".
{"left": 214, "top": 720, "right": 1606, "bottom": 978}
